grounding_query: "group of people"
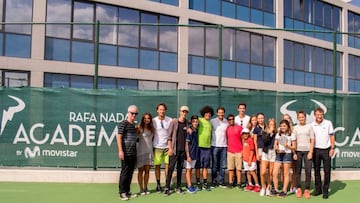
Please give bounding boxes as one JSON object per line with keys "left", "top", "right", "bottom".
{"left": 116, "top": 102, "right": 335, "bottom": 201}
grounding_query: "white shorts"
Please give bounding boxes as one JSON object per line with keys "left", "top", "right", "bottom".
{"left": 184, "top": 160, "right": 197, "bottom": 169}
{"left": 261, "top": 149, "right": 276, "bottom": 162}
{"left": 243, "top": 161, "right": 257, "bottom": 171}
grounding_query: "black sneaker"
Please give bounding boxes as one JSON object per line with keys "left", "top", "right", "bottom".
{"left": 196, "top": 182, "right": 202, "bottom": 191}
{"left": 211, "top": 182, "right": 217, "bottom": 189}
{"left": 164, "top": 188, "right": 170, "bottom": 197}
{"left": 126, "top": 192, "right": 137, "bottom": 198}
{"left": 277, "top": 191, "right": 287, "bottom": 198}
{"left": 204, "top": 183, "right": 211, "bottom": 191}
{"left": 176, "top": 187, "right": 185, "bottom": 195}
{"left": 156, "top": 184, "right": 162, "bottom": 193}
{"left": 237, "top": 184, "right": 242, "bottom": 190}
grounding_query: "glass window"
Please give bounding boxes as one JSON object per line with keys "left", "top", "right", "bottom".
{"left": 263, "top": 66, "right": 275, "bottom": 82}
{"left": 158, "top": 81, "right": 177, "bottom": 90}
{"left": 99, "top": 44, "right": 117, "bottom": 66}
{"left": 333, "top": 7, "right": 340, "bottom": 31}
{"left": 236, "top": 31, "right": 250, "bottom": 63}
{"left": 70, "top": 75, "right": 93, "bottom": 88}
{"left": 98, "top": 77, "right": 116, "bottom": 89}
{"left": 139, "top": 80, "right": 157, "bottom": 90}
{"left": 305, "top": 72, "right": 315, "bottom": 87}
{"left": 140, "top": 49, "right": 158, "bottom": 70}
{"left": 118, "top": 8, "right": 139, "bottom": 47}
{"left": 96, "top": 4, "right": 118, "bottom": 45}
{"left": 205, "top": 28, "right": 219, "bottom": 57}
{"left": 0, "top": 33, "right": 3, "bottom": 55}
{"left": 237, "top": 0, "right": 249, "bottom": 6}
{"left": 118, "top": 47, "right": 138, "bottom": 68}
{"left": 159, "top": 52, "right": 177, "bottom": 72}
{"left": 251, "top": 0, "right": 261, "bottom": 9}
{"left": 118, "top": 78, "right": 138, "bottom": 90}
{"left": 222, "top": 1, "right": 236, "bottom": 19}
{"left": 263, "top": 0, "right": 273, "bottom": 13}
{"left": 159, "top": 16, "right": 178, "bottom": 52}
{"left": 263, "top": 12, "right": 275, "bottom": 27}
{"left": 45, "top": 38, "right": 70, "bottom": 61}
{"left": 71, "top": 41, "right": 94, "bottom": 64}
{"left": 236, "top": 62, "right": 250, "bottom": 79}
{"left": 294, "top": 43, "right": 304, "bottom": 70}
{"left": 188, "top": 22, "right": 205, "bottom": 56}
{"left": 294, "top": 70, "right": 304, "bottom": 85}
{"left": 293, "top": 0, "right": 303, "bottom": 20}
{"left": 284, "top": 0, "right": 292, "bottom": 18}
{"left": 5, "top": 34, "right": 31, "bottom": 58}
{"left": 205, "top": 58, "right": 218, "bottom": 76}
{"left": 73, "top": 2, "right": 94, "bottom": 40}
{"left": 313, "top": 47, "right": 324, "bottom": 74}
{"left": 3, "top": 71, "right": 29, "bottom": 87}
{"left": 263, "top": 36, "right": 274, "bottom": 66}
{"left": 189, "top": 0, "right": 205, "bottom": 10}
{"left": 222, "top": 60, "right": 235, "bottom": 78}
{"left": 141, "top": 13, "right": 158, "bottom": 49}
{"left": 314, "top": 0, "right": 323, "bottom": 26}
{"left": 5, "top": 0, "right": 32, "bottom": 34}
{"left": 206, "top": 0, "right": 220, "bottom": 15}
{"left": 250, "top": 8, "right": 263, "bottom": 25}
{"left": 46, "top": 0, "right": 71, "bottom": 38}
{"left": 324, "top": 50, "right": 333, "bottom": 75}
{"left": 284, "top": 69, "right": 293, "bottom": 84}
{"left": 222, "top": 29, "right": 235, "bottom": 60}
{"left": 323, "top": 4, "right": 332, "bottom": 29}
{"left": 250, "top": 34, "right": 262, "bottom": 64}
{"left": 189, "top": 55, "right": 204, "bottom": 74}
{"left": 236, "top": 5, "right": 250, "bottom": 22}
{"left": 315, "top": 73, "right": 324, "bottom": 88}
{"left": 44, "top": 73, "right": 69, "bottom": 87}
{"left": 324, "top": 75, "right": 333, "bottom": 89}
{"left": 250, "top": 64, "right": 263, "bottom": 81}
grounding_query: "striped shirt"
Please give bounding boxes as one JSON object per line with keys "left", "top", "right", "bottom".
{"left": 118, "top": 120, "right": 137, "bottom": 156}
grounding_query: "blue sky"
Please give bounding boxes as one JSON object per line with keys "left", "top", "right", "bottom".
{"left": 350, "top": 0, "right": 360, "bottom": 8}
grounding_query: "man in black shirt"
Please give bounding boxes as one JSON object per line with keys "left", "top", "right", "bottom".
{"left": 117, "top": 105, "right": 138, "bottom": 201}
{"left": 164, "top": 105, "right": 189, "bottom": 196}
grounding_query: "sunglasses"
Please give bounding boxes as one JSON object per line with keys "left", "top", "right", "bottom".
{"left": 129, "top": 112, "right": 138, "bottom": 116}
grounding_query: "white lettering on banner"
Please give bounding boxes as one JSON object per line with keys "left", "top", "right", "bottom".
{"left": 69, "top": 112, "right": 125, "bottom": 123}
{"left": 13, "top": 123, "right": 117, "bottom": 147}
{"left": 350, "top": 127, "right": 360, "bottom": 147}
{"left": 42, "top": 149, "right": 78, "bottom": 157}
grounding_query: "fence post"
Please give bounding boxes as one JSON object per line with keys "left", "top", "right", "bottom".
{"left": 332, "top": 31, "right": 337, "bottom": 169}
{"left": 93, "top": 20, "right": 100, "bottom": 170}
{"left": 218, "top": 24, "right": 223, "bottom": 106}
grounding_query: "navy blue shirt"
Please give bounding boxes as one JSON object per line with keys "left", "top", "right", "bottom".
{"left": 253, "top": 125, "right": 266, "bottom": 149}
{"left": 186, "top": 128, "right": 199, "bottom": 160}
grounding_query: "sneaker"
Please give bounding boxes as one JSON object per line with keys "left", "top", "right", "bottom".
{"left": 265, "top": 188, "right": 271, "bottom": 196}
{"left": 277, "top": 191, "right": 287, "bottom": 198}
{"left": 253, "top": 185, "right": 261, "bottom": 193}
{"left": 144, "top": 188, "right": 150, "bottom": 195}
{"left": 120, "top": 193, "right": 129, "bottom": 201}
{"left": 296, "top": 188, "right": 303, "bottom": 198}
{"left": 219, "top": 184, "right": 228, "bottom": 189}
{"left": 196, "top": 182, "right": 202, "bottom": 191}
{"left": 140, "top": 189, "right": 146, "bottom": 196}
{"left": 303, "top": 189, "right": 311, "bottom": 199}
{"left": 156, "top": 184, "right": 162, "bottom": 193}
{"left": 289, "top": 187, "right": 297, "bottom": 194}
{"left": 270, "top": 189, "right": 278, "bottom": 196}
{"left": 204, "top": 183, "right": 211, "bottom": 191}
{"left": 126, "top": 192, "right": 137, "bottom": 198}
{"left": 187, "top": 185, "right": 196, "bottom": 194}
{"left": 176, "top": 187, "right": 185, "bottom": 195}
{"left": 236, "top": 184, "right": 242, "bottom": 190}
{"left": 211, "top": 182, "right": 217, "bottom": 189}
{"left": 163, "top": 188, "right": 170, "bottom": 197}
{"left": 245, "top": 185, "right": 254, "bottom": 191}
{"left": 259, "top": 188, "right": 266, "bottom": 196}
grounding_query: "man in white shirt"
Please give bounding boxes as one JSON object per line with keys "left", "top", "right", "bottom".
{"left": 210, "top": 107, "right": 228, "bottom": 188}
{"left": 311, "top": 107, "right": 335, "bottom": 199}
{"left": 235, "top": 103, "right": 250, "bottom": 128}
{"left": 153, "top": 103, "right": 172, "bottom": 193}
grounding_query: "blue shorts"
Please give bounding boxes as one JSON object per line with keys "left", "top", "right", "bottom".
{"left": 275, "top": 153, "right": 292, "bottom": 164}
{"left": 195, "top": 147, "right": 211, "bottom": 169}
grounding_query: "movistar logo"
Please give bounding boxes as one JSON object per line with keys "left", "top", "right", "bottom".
{"left": 1, "top": 95, "right": 25, "bottom": 136}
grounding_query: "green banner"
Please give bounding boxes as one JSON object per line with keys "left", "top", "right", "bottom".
{"left": 0, "top": 87, "right": 359, "bottom": 168}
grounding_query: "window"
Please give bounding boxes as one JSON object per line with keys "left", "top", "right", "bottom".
{"left": 348, "top": 55, "right": 360, "bottom": 92}
{"left": 1, "top": 70, "right": 29, "bottom": 87}
{"left": 45, "top": 1, "right": 178, "bottom": 72}
{"left": 284, "top": 40, "right": 342, "bottom": 90}
{"left": 283, "top": 0, "right": 341, "bottom": 43}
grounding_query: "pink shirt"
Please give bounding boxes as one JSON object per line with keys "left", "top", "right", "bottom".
{"left": 226, "top": 125, "right": 243, "bottom": 153}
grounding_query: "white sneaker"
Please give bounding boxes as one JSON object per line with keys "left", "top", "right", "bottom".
{"left": 265, "top": 188, "right": 271, "bottom": 196}
{"left": 259, "top": 188, "right": 266, "bottom": 196}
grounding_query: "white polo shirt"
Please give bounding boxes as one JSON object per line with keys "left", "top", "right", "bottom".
{"left": 235, "top": 114, "right": 250, "bottom": 128}
{"left": 210, "top": 117, "right": 228, "bottom": 147}
{"left": 311, "top": 119, "right": 334, "bottom": 149}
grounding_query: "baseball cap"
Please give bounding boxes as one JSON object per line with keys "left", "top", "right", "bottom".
{"left": 180, "top": 105, "right": 189, "bottom": 112}
{"left": 242, "top": 128, "right": 250, "bottom": 134}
